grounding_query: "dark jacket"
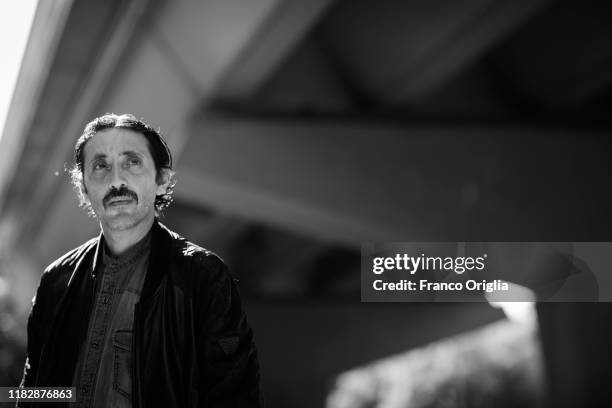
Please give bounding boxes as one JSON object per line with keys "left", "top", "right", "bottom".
{"left": 19, "top": 220, "right": 263, "bottom": 407}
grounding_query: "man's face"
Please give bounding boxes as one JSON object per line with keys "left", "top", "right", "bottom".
{"left": 81, "top": 128, "right": 167, "bottom": 231}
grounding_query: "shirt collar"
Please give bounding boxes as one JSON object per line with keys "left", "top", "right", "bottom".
{"left": 91, "top": 226, "right": 152, "bottom": 277}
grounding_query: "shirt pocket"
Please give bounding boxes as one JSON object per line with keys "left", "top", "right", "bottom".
{"left": 113, "top": 329, "right": 133, "bottom": 399}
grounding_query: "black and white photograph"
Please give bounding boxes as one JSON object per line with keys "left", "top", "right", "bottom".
{"left": 1, "top": 0, "right": 612, "bottom": 407}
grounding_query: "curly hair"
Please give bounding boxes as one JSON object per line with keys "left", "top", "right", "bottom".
{"left": 69, "top": 113, "right": 175, "bottom": 217}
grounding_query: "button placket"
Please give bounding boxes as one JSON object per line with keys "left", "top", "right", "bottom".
{"left": 75, "top": 234, "right": 150, "bottom": 407}
{"left": 75, "top": 271, "right": 117, "bottom": 407}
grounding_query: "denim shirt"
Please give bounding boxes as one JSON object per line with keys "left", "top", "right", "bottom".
{"left": 72, "top": 231, "right": 150, "bottom": 408}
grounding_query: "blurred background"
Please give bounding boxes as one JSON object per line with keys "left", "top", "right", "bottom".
{"left": 1, "top": 0, "right": 612, "bottom": 406}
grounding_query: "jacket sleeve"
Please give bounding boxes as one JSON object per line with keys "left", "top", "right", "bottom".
{"left": 196, "top": 255, "right": 263, "bottom": 407}
{"left": 17, "top": 272, "right": 49, "bottom": 407}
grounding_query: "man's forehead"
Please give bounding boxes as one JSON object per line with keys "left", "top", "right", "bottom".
{"left": 83, "top": 128, "right": 152, "bottom": 160}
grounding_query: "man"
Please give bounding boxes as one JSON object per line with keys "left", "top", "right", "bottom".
{"left": 19, "top": 113, "right": 263, "bottom": 407}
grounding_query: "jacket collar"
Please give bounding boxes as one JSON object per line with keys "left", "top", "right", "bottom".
{"left": 89, "top": 226, "right": 153, "bottom": 277}
{"left": 141, "top": 219, "right": 176, "bottom": 305}
{"left": 84, "top": 219, "right": 176, "bottom": 304}
{"left": 90, "top": 230, "right": 103, "bottom": 277}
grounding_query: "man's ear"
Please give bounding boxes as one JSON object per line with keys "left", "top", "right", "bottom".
{"left": 156, "top": 168, "right": 176, "bottom": 195}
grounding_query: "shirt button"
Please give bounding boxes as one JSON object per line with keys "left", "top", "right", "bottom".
{"left": 81, "top": 386, "right": 88, "bottom": 394}
{"left": 102, "top": 297, "right": 109, "bottom": 304}
{"left": 91, "top": 342, "right": 99, "bottom": 349}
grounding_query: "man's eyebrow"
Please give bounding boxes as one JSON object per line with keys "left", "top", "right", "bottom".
{"left": 89, "top": 153, "right": 107, "bottom": 162}
{"left": 122, "top": 150, "right": 145, "bottom": 157}
{"left": 89, "top": 151, "right": 144, "bottom": 160}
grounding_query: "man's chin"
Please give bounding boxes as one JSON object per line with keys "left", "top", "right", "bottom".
{"left": 99, "top": 207, "right": 156, "bottom": 231}
{"left": 100, "top": 211, "right": 140, "bottom": 230}
{"left": 104, "top": 206, "right": 135, "bottom": 217}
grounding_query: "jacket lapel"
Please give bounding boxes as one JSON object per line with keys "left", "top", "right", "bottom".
{"left": 139, "top": 220, "right": 174, "bottom": 307}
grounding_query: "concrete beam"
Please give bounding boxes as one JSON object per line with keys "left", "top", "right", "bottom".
{"left": 387, "top": 0, "right": 550, "bottom": 102}
{"left": 214, "top": 0, "right": 335, "bottom": 100}
{"left": 493, "top": 0, "right": 612, "bottom": 108}
{"left": 0, "top": 0, "right": 73, "bottom": 214}
{"left": 175, "top": 117, "right": 612, "bottom": 246}
{"left": 321, "top": 0, "right": 550, "bottom": 103}
{"left": 151, "top": 0, "right": 290, "bottom": 96}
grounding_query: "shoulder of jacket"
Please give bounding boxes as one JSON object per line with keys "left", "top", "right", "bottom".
{"left": 157, "top": 221, "right": 233, "bottom": 286}
{"left": 177, "top": 239, "right": 226, "bottom": 270}
{"left": 42, "top": 236, "right": 98, "bottom": 276}
{"left": 170, "top": 238, "right": 231, "bottom": 283}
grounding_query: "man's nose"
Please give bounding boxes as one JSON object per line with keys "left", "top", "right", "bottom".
{"left": 109, "top": 164, "right": 127, "bottom": 189}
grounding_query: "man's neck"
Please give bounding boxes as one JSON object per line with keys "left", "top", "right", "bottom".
{"left": 101, "top": 216, "right": 155, "bottom": 256}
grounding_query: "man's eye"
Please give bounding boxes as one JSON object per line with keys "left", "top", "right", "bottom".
{"left": 127, "top": 157, "right": 141, "bottom": 166}
{"left": 93, "top": 162, "right": 108, "bottom": 171}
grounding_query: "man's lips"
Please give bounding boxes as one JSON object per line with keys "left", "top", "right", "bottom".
{"left": 106, "top": 196, "right": 136, "bottom": 206}
{"left": 103, "top": 187, "right": 139, "bottom": 208}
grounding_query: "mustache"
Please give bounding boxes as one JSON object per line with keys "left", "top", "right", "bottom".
{"left": 103, "top": 186, "right": 138, "bottom": 207}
